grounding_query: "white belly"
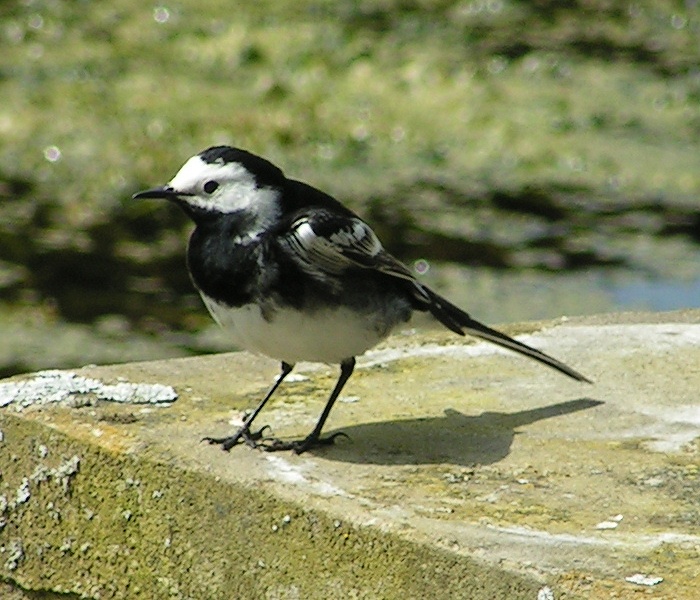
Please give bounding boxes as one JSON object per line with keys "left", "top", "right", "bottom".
{"left": 200, "top": 296, "right": 395, "bottom": 364}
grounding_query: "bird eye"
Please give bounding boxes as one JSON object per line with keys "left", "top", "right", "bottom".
{"left": 203, "top": 180, "right": 219, "bottom": 194}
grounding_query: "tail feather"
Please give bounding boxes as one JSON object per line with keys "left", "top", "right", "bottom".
{"left": 421, "top": 287, "right": 591, "bottom": 383}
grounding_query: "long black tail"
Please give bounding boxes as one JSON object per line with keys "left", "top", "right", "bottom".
{"left": 421, "top": 287, "right": 591, "bottom": 383}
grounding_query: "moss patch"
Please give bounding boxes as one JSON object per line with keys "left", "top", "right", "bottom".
{"left": 0, "top": 413, "right": 549, "bottom": 600}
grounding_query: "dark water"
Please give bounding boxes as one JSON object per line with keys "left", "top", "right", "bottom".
{"left": 416, "top": 265, "right": 700, "bottom": 326}
{"left": 1, "top": 262, "right": 697, "bottom": 379}
{"left": 610, "top": 276, "right": 700, "bottom": 312}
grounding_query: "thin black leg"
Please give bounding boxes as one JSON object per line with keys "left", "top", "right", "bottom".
{"left": 262, "top": 357, "right": 356, "bottom": 454}
{"left": 203, "top": 361, "right": 294, "bottom": 451}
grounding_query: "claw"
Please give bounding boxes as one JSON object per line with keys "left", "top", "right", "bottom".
{"left": 202, "top": 424, "right": 273, "bottom": 451}
{"left": 260, "top": 431, "right": 349, "bottom": 454}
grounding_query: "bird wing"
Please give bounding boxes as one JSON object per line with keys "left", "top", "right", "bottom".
{"left": 278, "top": 210, "right": 591, "bottom": 383}
{"left": 279, "top": 210, "right": 427, "bottom": 292}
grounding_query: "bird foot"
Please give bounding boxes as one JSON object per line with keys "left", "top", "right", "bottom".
{"left": 202, "top": 424, "right": 271, "bottom": 451}
{"left": 259, "top": 431, "right": 349, "bottom": 454}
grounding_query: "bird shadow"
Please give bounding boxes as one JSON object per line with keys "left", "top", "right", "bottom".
{"left": 317, "top": 398, "right": 604, "bottom": 466}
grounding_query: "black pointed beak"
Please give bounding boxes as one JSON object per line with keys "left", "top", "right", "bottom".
{"left": 132, "top": 186, "right": 192, "bottom": 200}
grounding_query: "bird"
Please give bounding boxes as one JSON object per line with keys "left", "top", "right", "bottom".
{"left": 133, "top": 146, "right": 591, "bottom": 454}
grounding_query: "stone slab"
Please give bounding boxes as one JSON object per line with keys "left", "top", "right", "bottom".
{"left": 1, "top": 311, "right": 698, "bottom": 598}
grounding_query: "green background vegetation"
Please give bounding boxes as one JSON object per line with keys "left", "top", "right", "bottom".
{"left": 1, "top": 0, "right": 699, "bottom": 374}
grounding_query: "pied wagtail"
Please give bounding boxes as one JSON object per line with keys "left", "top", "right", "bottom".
{"left": 133, "top": 146, "right": 590, "bottom": 454}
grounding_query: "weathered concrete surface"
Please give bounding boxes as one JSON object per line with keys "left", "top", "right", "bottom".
{"left": 1, "top": 310, "right": 699, "bottom": 599}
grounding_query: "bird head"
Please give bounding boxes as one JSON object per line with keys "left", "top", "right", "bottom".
{"left": 133, "top": 146, "right": 286, "bottom": 227}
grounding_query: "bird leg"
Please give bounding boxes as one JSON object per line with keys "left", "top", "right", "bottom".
{"left": 259, "top": 358, "right": 355, "bottom": 454}
{"left": 202, "top": 361, "right": 294, "bottom": 451}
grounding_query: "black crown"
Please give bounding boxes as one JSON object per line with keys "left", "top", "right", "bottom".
{"left": 199, "top": 146, "right": 285, "bottom": 188}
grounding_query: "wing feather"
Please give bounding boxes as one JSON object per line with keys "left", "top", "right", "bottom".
{"left": 279, "top": 210, "right": 428, "bottom": 300}
{"left": 281, "top": 212, "right": 377, "bottom": 271}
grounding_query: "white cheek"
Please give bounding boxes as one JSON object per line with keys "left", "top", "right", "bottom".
{"left": 168, "top": 157, "right": 281, "bottom": 229}
{"left": 184, "top": 181, "right": 259, "bottom": 213}
{"left": 217, "top": 182, "right": 263, "bottom": 213}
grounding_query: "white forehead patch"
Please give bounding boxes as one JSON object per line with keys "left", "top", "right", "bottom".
{"left": 169, "top": 155, "right": 233, "bottom": 192}
{"left": 168, "top": 155, "right": 281, "bottom": 227}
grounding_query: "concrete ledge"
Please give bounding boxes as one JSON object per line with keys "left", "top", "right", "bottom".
{"left": 1, "top": 311, "right": 699, "bottom": 599}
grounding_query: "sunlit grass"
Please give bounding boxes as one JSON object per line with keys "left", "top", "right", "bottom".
{"left": 2, "top": 0, "right": 699, "bottom": 219}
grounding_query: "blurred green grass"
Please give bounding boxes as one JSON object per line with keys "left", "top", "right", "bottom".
{"left": 2, "top": 0, "right": 700, "bottom": 212}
